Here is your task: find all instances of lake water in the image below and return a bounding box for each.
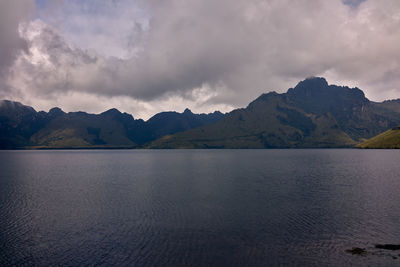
[1,149,400,266]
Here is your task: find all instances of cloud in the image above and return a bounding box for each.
[0,0,34,77]
[2,0,400,119]
[38,0,149,59]
[342,0,367,8]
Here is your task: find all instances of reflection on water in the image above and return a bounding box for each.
[1,149,400,266]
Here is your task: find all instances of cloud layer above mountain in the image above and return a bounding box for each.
[1,0,400,119]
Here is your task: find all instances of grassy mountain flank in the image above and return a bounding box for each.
[357,127,400,149]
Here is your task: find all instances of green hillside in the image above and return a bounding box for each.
[357,127,400,149]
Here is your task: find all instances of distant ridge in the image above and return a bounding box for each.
[3,77,400,149]
[0,100,225,149]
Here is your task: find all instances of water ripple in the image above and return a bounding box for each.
[1,149,400,266]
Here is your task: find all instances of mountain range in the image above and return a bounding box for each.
[149,77,400,148]
[2,77,400,149]
[0,101,224,149]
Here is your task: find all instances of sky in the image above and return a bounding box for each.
[1,0,400,119]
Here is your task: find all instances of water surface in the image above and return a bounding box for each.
[1,149,400,266]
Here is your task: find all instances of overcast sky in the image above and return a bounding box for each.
[1,0,400,119]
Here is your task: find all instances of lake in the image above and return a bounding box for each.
[1,149,400,266]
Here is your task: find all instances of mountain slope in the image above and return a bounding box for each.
[0,100,49,148]
[30,110,137,148]
[149,77,400,148]
[357,127,400,149]
[129,108,224,144]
